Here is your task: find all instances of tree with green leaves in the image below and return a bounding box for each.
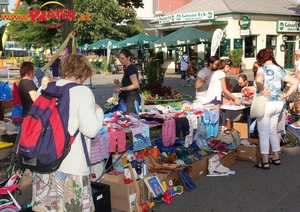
[6,2,61,51]
[8,0,145,52]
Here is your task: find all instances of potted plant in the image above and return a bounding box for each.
[228,49,243,74]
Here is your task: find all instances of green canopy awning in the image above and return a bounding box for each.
[151,27,212,48]
[88,38,119,50]
[112,34,160,49]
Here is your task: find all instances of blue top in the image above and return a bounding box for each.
[257,64,287,101]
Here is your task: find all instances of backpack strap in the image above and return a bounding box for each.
[73,129,91,167]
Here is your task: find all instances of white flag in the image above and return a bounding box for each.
[107,41,112,65]
[210,29,223,56]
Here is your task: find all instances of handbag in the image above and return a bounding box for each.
[250,66,279,119]
[250,94,268,119]
[217,129,241,146]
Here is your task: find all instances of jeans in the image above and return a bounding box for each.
[257,101,284,154]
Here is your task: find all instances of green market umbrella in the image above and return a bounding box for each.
[151,27,212,48]
[88,38,119,50]
[112,34,159,49]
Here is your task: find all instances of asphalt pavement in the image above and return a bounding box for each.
[2,69,300,212]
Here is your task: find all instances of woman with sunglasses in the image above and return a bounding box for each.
[199,59,241,109]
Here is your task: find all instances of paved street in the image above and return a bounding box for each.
[1,68,300,212]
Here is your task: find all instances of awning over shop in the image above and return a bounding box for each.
[111,34,160,49]
[88,38,119,50]
[151,27,213,48]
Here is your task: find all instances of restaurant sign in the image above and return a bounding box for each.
[159,11,214,24]
[276,20,300,32]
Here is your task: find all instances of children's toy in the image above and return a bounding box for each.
[139,200,155,212]
[162,191,172,204]
[167,180,176,196]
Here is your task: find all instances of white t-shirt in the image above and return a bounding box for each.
[195,66,212,99]
[205,70,226,102]
[180,55,189,71]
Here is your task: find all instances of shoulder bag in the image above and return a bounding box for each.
[217,129,241,146]
[250,66,278,119]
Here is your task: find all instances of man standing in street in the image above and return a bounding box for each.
[195,56,219,100]
[180,51,191,87]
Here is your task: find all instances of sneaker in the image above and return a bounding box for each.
[187,84,191,86]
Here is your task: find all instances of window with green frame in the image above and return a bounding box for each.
[266,35,277,56]
[244,36,257,58]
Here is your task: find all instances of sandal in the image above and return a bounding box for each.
[254,162,270,170]
[269,158,281,166]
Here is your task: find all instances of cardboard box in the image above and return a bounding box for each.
[188,156,209,180]
[91,182,111,212]
[104,170,124,182]
[236,138,261,162]
[149,165,192,188]
[101,179,135,212]
[233,122,248,139]
[101,178,148,212]
[219,150,236,168]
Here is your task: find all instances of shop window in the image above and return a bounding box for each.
[266,35,277,56]
[244,36,257,58]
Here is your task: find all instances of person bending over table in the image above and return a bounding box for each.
[199,59,241,112]
[254,48,297,170]
[232,74,254,93]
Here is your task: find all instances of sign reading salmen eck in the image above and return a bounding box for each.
[276,20,300,32]
[1,1,90,28]
[159,11,214,25]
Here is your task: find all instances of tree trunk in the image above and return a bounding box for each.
[61,0,74,54]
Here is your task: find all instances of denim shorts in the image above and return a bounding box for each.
[181,71,186,79]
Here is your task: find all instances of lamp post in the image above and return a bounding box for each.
[282,34,288,42]
[280,34,288,52]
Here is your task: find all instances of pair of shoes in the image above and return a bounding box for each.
[254,162,270,170]
[269,158,281,166]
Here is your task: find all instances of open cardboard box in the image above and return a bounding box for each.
[188,156,209,180]
[236,138,261,162]
[101,178,148,212]
[219,150,236,167]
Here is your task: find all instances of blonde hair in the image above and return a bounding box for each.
[41,75,53,86]
[59,54,94,80]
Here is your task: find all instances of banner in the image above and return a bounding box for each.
[210,28,223,56]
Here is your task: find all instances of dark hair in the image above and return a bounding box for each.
[217,59,232,70]
[20,62,34,78]
[238,73,247,81]
[119,49,133,61]
[207,56,219,67]
[256,48,274,66]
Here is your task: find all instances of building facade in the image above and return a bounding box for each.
[145,0,300,72]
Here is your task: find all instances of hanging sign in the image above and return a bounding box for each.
[239,15,251,30]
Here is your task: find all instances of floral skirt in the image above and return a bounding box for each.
[31,171,95,212]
